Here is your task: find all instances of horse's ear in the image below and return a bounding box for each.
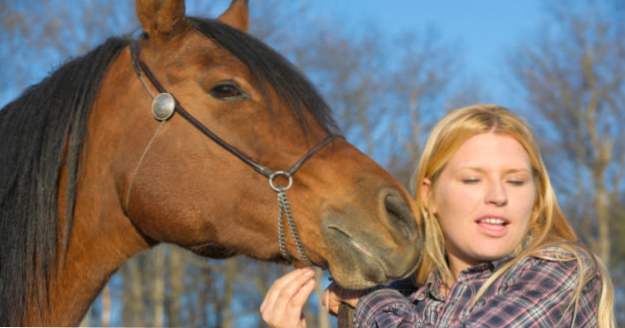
[217,0,249,32]
[136,0,186,38]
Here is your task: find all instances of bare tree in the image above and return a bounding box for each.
[0,0,134,106]
[222,258,237,328]
[151,246,166,326]
[166,246,185,326]
[315,268,331,328]
[443,78,492,112]
[509,0,625,269]
[121,255,145,326]
[291,25,457,186]
[100,285,112,327]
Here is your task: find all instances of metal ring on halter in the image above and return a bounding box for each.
[269,171,293,192]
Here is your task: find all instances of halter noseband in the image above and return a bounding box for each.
[129,40,337,266]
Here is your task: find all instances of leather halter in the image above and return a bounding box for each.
[129,40,337,265]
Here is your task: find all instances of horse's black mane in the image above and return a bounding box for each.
[0,36,129,324]
[0,18,338,325]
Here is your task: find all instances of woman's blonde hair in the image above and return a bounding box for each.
[412,104,614,327]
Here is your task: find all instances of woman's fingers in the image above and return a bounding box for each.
[260,268,316,328]
[281,278,315,327]
[261,268,313,313]
[271,269,315,317]
[290,277,316,310]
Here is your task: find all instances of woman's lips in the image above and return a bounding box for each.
[475,216,509,237]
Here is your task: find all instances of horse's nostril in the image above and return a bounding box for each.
[384,191,417,240]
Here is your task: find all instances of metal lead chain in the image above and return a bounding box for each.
[270,171,312,266]
[276,195,289,260]
[277,191,313,265]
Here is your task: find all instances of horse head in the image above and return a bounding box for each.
[119,0,422,288]
[0,0,422,324]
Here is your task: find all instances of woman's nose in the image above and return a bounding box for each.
[485,180,508,206]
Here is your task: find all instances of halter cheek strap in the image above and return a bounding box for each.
[128,40,339,266]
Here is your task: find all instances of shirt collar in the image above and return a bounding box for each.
[419,255,514,301]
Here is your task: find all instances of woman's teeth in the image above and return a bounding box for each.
[479,217,505,225]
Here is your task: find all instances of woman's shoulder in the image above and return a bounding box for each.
[461,244,604,328]
[529,243,598,272]
[504,243,601,289]
[532,243,594,260]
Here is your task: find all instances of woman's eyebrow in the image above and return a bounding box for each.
[503,168,532,175]
[459,166,531,174]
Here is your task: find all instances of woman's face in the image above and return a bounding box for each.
[426,132,536,275]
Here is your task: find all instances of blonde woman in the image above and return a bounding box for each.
[261,104,615,327]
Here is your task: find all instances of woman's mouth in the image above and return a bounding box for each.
[475,216,510,237]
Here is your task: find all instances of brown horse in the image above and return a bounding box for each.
[0,0,422,325]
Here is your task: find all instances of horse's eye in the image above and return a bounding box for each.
[209,83,247,100]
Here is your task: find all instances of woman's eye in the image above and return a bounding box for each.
[462,178,480,184]
[507,180,526,186]
[209,83,247,100]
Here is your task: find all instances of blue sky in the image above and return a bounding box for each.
[308,0,546,104]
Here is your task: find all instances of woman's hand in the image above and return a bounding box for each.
[322,282,368,316]
[260,268,316,328]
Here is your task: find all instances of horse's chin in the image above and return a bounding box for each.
[326,253,395,290]
[322,224,421,290]
[329,269,386,290]
[327,255,418,290]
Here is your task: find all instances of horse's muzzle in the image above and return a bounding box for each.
[320,187,422,289]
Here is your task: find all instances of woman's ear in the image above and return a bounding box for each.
[421,178,437,214]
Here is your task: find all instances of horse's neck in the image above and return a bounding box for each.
[25,50,151,325]
[24,162,149,325]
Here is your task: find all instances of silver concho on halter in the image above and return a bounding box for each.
[152,93,176,121]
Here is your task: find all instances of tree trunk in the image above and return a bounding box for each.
[254,264,271,328]
[167,247,184,326]
[79,307,92,326]
[315,268,330,328]
[122,258,145,326]
[199,266,213,327]
[594,177,611,268]
[222,258,238,328]
[101,285,111,327]
[152,246,166,326]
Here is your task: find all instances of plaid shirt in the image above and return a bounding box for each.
[354,247,601,327]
